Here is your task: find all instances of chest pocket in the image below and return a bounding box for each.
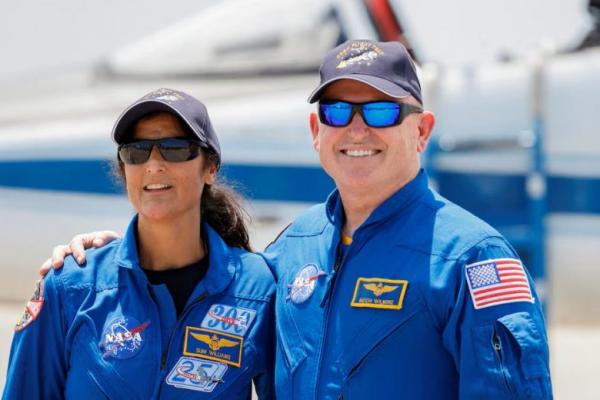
[274,261,319,375]
[67,318,158,400]
[274,295,308,400]
[338,282,428,383]
[161,297,269,398]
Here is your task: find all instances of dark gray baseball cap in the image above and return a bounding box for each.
[308,40,422,104]
[112,88,221,164]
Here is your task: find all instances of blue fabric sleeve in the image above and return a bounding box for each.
[442,239,553,399]
[252,296,276,400]
[2,273,67,399]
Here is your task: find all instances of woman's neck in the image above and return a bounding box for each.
[136,213,205,271]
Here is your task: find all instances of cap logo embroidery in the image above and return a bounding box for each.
[142,88,185,102]
[336,41,384,69]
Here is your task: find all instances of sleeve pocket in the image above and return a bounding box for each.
[495,311,552,399]
[471,312,552,399]
[496,312,549,379]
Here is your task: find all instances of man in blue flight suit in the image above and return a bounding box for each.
[39,40,553,399]
[264,39,552,399]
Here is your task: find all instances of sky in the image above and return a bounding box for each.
[395,0,592,65]
[0,0,208,82]
[0,0,593,83]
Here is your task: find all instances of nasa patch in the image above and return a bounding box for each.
[99,317,150,359]
[15,279,44,332]
[286,264,326,304]
[200,304,256,336]
[166,356,227,393]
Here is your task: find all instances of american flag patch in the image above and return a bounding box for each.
[465,258,534,309]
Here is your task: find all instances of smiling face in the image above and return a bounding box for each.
[310,79,434,200]
[123,112,216,222]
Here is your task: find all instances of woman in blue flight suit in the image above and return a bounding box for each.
[3,88,275,399]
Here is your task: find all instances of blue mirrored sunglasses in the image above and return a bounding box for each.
[318,100,423,128]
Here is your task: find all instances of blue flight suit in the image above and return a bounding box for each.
[3,217,275,399]
[265,170,552,399]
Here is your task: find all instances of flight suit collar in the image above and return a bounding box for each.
[326,169,430,231]
[114,215,141,270]
[114,215,235,296]
[198,222,236,295]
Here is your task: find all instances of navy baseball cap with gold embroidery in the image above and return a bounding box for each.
[307,40,422,104]
[112,88,221,164]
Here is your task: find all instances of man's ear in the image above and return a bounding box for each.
[417,111,435,153]
[309,112,320,152]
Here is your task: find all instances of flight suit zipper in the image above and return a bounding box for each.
[160,291,209,370]
[320,245,344,308]
[315,239,346,398]
[492,330,514,396]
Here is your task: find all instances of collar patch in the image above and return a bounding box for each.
[351,277,408,310]
[286,264,326,304]
[166,356,227,393]
[99,317,149,359]
[184,327,243,367]
[200,304,256,337]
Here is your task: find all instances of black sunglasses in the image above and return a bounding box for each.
[318,100,423,128]
[118,137,201,165]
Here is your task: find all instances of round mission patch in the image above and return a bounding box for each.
[15,279,44,332]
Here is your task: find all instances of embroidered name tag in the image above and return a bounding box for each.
[350,278,408,310]
[183,327,243,367]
